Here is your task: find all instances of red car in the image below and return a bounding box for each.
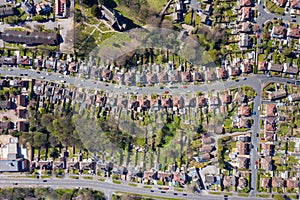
[164,91,169,94]
[182,85,187,88]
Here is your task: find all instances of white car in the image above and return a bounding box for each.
[258,106,260,111]
[40,76,45,79]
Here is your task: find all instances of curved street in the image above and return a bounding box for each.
[0,66,297,199]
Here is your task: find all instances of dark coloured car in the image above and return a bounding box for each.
[161,191,166,193]
[150,190,154,192]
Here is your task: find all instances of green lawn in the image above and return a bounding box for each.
[256,194,270,198]
[238,193,249,197]
[113,180,121,184]
[83,176,93,180]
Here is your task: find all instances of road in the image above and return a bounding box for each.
[0,177,273,200]
[0,68,297,197]
[256,0,300,26]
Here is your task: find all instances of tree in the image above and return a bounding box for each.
[91,5,102,18]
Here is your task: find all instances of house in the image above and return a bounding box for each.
[228,66,242,76]
[0,121,14,129]
[158,72,169,83]
[205,70,216,82]
[193,71,204,82]
[288,93,300,102]
[203,4,212,15]
[240,7,252,22]
[260,178,270,188]
[290,0,300,9]
[181,71,192,82]
[271,26,287,38]
[158,172,172,182]
[239,33,249,49]
[208,96,219,109]
[204,174,215,184]
[54,0,67,18]
[287,28,300,38]
[197,96,207,108]
[17,95,27,107]
[17,121,28,132]
[266,104,276,117]
[0,56,17,65]
[238,177,248,189]
[36,3,52,15]
[240,0,252,7]
[237,157,250,169]
[241,61,253,73]
[264,131,276,141]
[238,106,251,116]
[198,153,211,162]
[268,63,283,72]
[273,0,288,6]
[147,73,158,84]
[260,156,273,171]
[143,171,157,183]
[283,63,298,74]
[265,118,276,132]
[222,176,236,187]
[200,145,214,153]
[258,62,267,71]
[238,22,252,33]
[268,90,287,101]
[272,177,285,188]
[221,94,231,105]
[1,30,59,46]
[261,143,274,156]
[237,141,250,155]
[0,100,10,110]
[217,68,228,79]
[286,178,299,189]
[0,7,15,17]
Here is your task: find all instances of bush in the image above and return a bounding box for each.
[112,174,119,180]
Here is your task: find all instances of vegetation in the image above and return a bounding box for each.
[0,188,105,200]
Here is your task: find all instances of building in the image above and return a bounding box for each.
[0,135,29,172]
[271,26,287,38]
[260,178,270,188]
[273,0,288,6]
[0,7,15,17]
[99,5,128,31]
[268,63,283,72]
[55,0,67,18]
[265,104,276,117]
[258,62,267,71]
[1,30,59,46]
[268,90,287,101]
[288,93,300,102]
[239,33,249,49]
[287,28,300,38]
